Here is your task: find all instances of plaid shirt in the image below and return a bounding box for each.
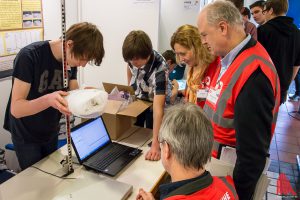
[128,50,171,103]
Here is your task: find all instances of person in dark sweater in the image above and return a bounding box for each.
[258,0,300,104]
[198,1,280,199]
[3,22,105,170]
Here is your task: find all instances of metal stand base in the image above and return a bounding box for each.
[54,156,78,178]
[53,166,74,178]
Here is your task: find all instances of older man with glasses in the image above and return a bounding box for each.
[136,103,238,200]
[198,1,280,199]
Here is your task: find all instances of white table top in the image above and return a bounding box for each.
[0,127,165,200]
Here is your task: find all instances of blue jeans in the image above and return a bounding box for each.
[294,69,300,95]
[135,108,153,129]
[13,136,58,170]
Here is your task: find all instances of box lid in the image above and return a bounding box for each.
[102,82,135,95]
[103,100,124,114]
[103,100,152,117]
[117,100,152,117]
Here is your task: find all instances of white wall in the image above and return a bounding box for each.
[244,0,257,7]
[43,0,79,40]
[158,0,200,53]
[80,0,160,87]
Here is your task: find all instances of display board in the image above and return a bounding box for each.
[0,0,43,79]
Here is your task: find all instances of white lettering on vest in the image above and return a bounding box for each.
[220,192,230,200]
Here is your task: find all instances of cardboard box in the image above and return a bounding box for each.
[102,98,152,140]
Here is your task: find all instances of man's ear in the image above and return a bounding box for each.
[164,142,171,160]
[269,7,274,15]
[218,20,228,36]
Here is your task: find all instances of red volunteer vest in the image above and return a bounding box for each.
[165,176,238,200]
[198,57,221,108]
[203,42,280,157]
[185,57,221,108]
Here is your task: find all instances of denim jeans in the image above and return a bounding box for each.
[294,69,300,95]
[13,136,58,170]
[135,108,153,129]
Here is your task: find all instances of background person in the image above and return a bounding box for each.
[241,6,257,40]
[258,0,300,104]
[250,0,266,26]
[162,50,186,81]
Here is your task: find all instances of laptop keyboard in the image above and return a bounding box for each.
[88,143,130,170]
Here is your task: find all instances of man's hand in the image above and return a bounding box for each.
[46,91,71,115]
[136,188,155,200]
[145,141,161,161]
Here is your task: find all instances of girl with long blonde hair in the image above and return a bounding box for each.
[171,24,220,107]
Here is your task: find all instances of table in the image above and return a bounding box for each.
[0,127,166,200]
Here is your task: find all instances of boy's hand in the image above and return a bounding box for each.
[145,141,161,161]
[46,91,71,115]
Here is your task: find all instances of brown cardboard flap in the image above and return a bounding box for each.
[103,100,123,114]
[117,100,152,117]
[102,82,135,95]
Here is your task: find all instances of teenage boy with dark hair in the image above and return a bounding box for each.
[4,22,105,170]
[258,0,300,103]
[122,30,171,161]
[250,0,266,25]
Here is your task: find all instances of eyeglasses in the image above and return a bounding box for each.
[159,139,166,144]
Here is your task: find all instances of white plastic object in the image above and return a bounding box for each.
[65,89,108,118]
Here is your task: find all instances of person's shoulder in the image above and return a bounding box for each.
[245,21,256,28]
[257,23,272,38]
[153,50,165,62]
[19,41,49,55]
[153,50,168,69]
[259,22,272,31]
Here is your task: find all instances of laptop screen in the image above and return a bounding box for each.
[71,117,110,161]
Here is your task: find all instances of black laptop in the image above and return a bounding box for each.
[71,117,142,176]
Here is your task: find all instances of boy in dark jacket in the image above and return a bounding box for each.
[258,0,300,103]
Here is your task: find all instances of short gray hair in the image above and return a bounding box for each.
[159,103,213,170]
[203,0,243,27]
